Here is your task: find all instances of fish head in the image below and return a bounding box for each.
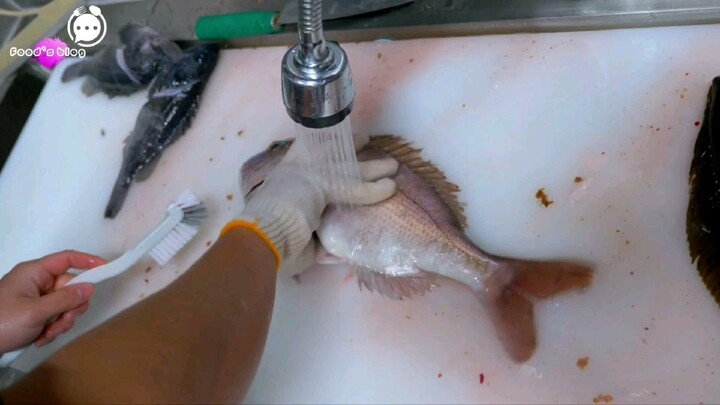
[149,43,220,95]
[119,23,160,46]
[120,23,182,80]
[119,23,172,60]
[181,44,221,80]
[240,138,294,199]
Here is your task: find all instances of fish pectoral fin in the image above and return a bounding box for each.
[353,266,436,301]
[134,157,160,182]
[315,244,344,265]
[121,135,131,157]
[81,78,101,97]
[61,59,91,82]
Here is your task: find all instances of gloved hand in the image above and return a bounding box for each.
[0,251,105,353]
[224,133,398,269]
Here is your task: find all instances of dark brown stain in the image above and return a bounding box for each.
[577,357,589,370]
[535,188,554,207]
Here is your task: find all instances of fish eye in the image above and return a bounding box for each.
[248,180,264,195]
[269,140,291,151]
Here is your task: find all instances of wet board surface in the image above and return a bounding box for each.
[1,24,719,404]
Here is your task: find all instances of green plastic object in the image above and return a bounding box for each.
[195,11,280,40]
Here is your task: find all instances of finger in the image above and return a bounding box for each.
[34,300,88,347]
[35,318,75,347]
[61,300,90,320]
[359,158,399,181]
[19,251,106,293]
[353,133,369,151]
[34,333,56,347]
[30,283,94,325]
[35,250,107,276]
[341,178,397,205]
[53,273,75,290]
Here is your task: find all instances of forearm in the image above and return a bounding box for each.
[3,228,277,404]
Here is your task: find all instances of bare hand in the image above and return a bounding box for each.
[0,251,106,353]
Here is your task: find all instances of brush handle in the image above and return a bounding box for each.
[68,208,182,285]
[0,207,184,368]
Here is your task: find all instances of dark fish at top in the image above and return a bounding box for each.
[104,44,220,219]
[61,23,182,97]
[687,76,720,306]
[242,135,594,362]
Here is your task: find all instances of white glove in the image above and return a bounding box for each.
[231,137,398,268]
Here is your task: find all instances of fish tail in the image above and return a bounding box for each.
[478,258,593,362]
[105,172,132,219]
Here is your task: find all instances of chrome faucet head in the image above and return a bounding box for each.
[281,0,354,129]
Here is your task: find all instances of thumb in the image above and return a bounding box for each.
[32,284,94,324]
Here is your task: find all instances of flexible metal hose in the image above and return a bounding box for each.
[297,0,328,64]
[282,0,354,127]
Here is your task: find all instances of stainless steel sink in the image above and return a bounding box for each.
[94,0,720,47]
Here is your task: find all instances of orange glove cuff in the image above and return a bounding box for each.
[219,220,281,271]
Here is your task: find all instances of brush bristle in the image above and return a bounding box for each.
[149,190,207,266]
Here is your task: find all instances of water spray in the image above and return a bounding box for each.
[281,0,360,201]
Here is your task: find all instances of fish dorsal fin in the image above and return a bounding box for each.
[366,135,468,229]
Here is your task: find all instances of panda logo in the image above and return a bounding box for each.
[67,5,107,48]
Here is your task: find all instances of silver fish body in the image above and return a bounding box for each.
[241,135,593,362]
[319,159,491,288]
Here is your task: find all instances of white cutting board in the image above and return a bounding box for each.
[1,24,720,404]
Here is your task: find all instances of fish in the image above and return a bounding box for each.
[687,77,720,306]
[61,23,183,97]
[241,135,593,362]
[104,43,220,219]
